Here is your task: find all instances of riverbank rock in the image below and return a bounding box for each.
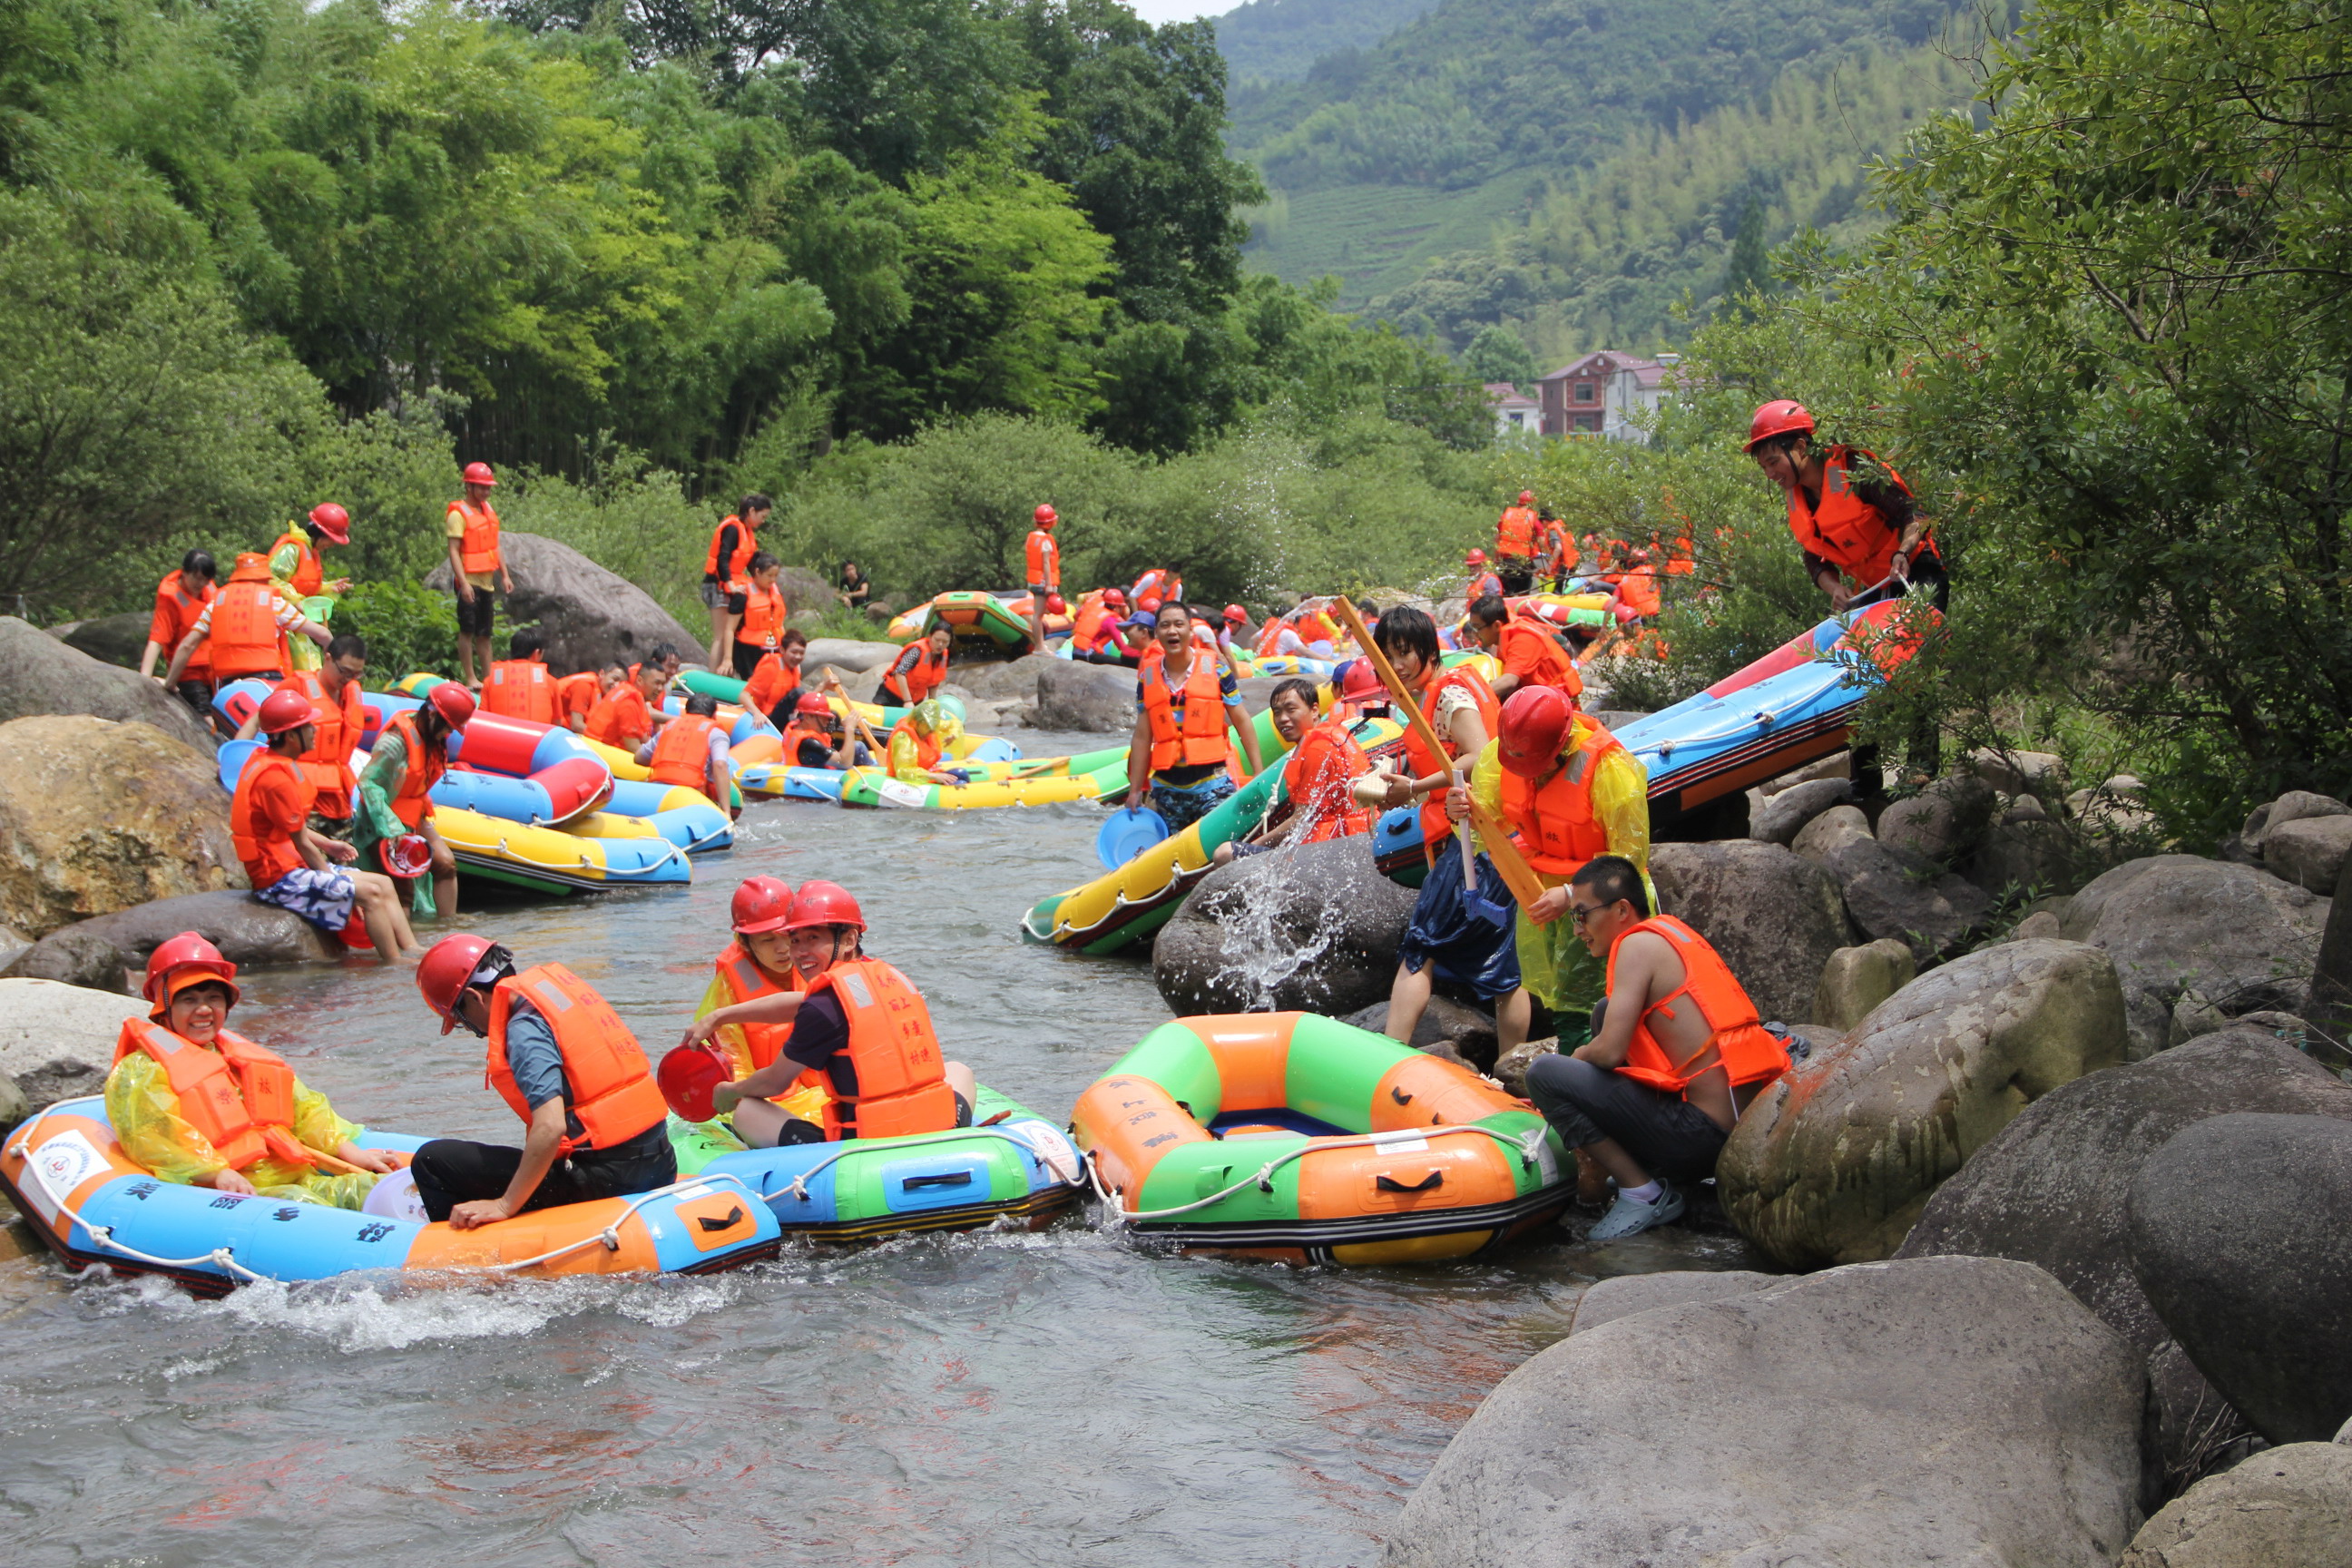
[1878,772,1999,860]
[1749,778,1853,846]
[947,653,1059,702]
[1719,939,2127,1268]
[1812,937,1916,1031]
[424,533,698,675]
[1,890,340,990]
[2119,1442,2352,1568]
[1382,1255,2149,1568]
[1898,1031,2352,1481]
[2249,789,2351,852]
[0,977,144,1109]
[1648,841,1854,1024]
[2063,856,2329,1058]
[1791,802,1874,863]
[50,612,152,671]
[1970,748,2069,797]
[1492,1038,1552,1097]
[2129,1112,2352,1445]
[0,718,243,941]
[1823,836,1994,958]
[1565,1269,1775,1335]
[1342,995,1497,1072]
[0,618,214,752]
[1031,659,1136,732]
[800,638,900,675]
[2267,815,2352,894]
[1153,838,1416,1016]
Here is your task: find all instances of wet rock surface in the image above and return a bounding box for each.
[0,976,145,1110]
[1,889,340,989]
[2119,1442,2352,1568]
[0,617,214,752]
[1152,838,1416,1016]
[426,533,699,674]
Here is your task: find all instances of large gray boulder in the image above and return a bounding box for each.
[1648,840,1855,1024]
[801,638,901,675]
[1565,1269,1776,1335]
[2250,789,2351,853]
[2267,815,2352,894]
[424,532,698,674]
[2063,856,2329,1059]
[946,653,1060,702]
[1812,937,1916,1031]
[0,976,145,1109]
[1749,777,1855,847]
[1824,836,1994,958]
[2130,1112,2352,1446]
[1153,838,1415,1016]
[1032,658,1138,732]
[0,617,213,752]
[1720,939,2128,1268]
[1898,1030,2352,1482]
[1877,771,1999,860]
[49,611,152,671]
[1382,1255,2150,1568]
[2,889,339,991]
[1789,802,1872,861]
[2119,1442,2352,1568]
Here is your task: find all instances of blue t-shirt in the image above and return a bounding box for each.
[502,998,587,1142]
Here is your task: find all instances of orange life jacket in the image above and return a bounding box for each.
[272,670,363,818]
[385,710,446,828]
[208,564,287,681]
[803,957,956,1141]
[230,749,312,887]
[1131,568,1181,605]
[710,941,809,1079]
[482,659,557,724]
[742,652,797,717]
[882,642,948,706]
[1403,665,1501,843]
[1498,718,1626,876]
[485,965,668,1155]
[1606,915,1790,1095]
[556,671,603,729]
[1466,571,1505,604]
[703,514,757,584]
[784,721,837,766]
[270,529,323,598]
[887,714,942,772]
[113,1019,315,1174]
[152,572,217,680]
[1495,505,1538,559]
[1546,522,1577,573]
[1618,565,1662,617]
[650,713,724,798]
[735,582,787,651]
[1787,446,1931,585]
[1284,718,1372,842]
[1024,528,1059,587]
[1497,614,1583,700]
[1142,656,1230,772]
[1070,594,1112,648]
[586,683,654,748]
[450,499,503,575]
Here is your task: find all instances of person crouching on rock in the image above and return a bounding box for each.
[233,689,418,959]
[409,935,678,1228]
[108,933,401,1208]
[681,881,979,1145]
[1524,854,1792,1241]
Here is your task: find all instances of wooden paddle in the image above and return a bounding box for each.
[1330,599,1546,908]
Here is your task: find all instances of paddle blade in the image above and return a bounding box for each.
[656,1044,730,1123]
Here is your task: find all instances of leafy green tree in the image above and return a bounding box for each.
[1462,322,1536,387]
[1716,198,1769,319]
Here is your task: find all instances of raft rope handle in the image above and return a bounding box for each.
[769,1123,1083,1205]
[1087,1124,1551,1223]
[478,1171,765,1275]
[13,1110,267,1284]
[479,835,688,877]
[1637,665,1850,761]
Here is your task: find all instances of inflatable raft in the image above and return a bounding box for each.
[668,1086,1085,1242]
[887,591,1052,652]
[1073,1014,1570,1265]
[0,1098,781,1297]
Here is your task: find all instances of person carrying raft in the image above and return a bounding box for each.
[162,551,334,705]
[682,881,979,1144]
[410,934,678,1228]
[233,690,418,958]
[881,624,953,710]
[1523,854,1792,1240]
[680,877,831,1148]
[1127,602,1265,833]
[353,682,475,919]
[638,691,735,812]
[107,934,402,1208]
[1212,678,1371,866]
[1464,593,1584,704]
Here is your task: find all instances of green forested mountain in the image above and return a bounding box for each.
[1213,0,1445,85]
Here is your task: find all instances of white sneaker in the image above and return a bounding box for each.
[1587,1179,1686,1241]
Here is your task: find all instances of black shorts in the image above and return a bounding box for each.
[456,587,496,638]
[407,1122,678,1221]
[1498,565,1534,595]
[732,642,765,680]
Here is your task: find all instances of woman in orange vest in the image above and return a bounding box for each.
[1524,854,1792,1240]
[1746,399,1944,612]
[446,462,513,691]
[106,933,402,1208]
[234,690,417,958]
[1494,490,1540,593]
[235,633,369,836]
[269,503,354,601]
[639,692,735,810]
[740,627,808,727]
[482,627,560,723]
[162,552,332,700]
[684,877,830,1146]
[730,553,789,680]
[355,682,475,919]
[880,625,952,709]
[1355,606,1528,1053]
[1024,504,1061,653]
[140,549,218,710]
[684,881,978,1142]
[1462,548,1504,604]
[1125,603,1265,833]
[1212,679,1372,867]
[411,934,677,1227]
[1465,595,1583,703]
[701,493,771,671]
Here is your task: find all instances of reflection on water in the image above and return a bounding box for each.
[0,734,1766,1566]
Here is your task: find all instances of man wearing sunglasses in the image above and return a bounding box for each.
[1523,854,1793,1241]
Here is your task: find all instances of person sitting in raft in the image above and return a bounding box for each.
[1067,587,1125,658]
[682,881,978,1144]
[880,624,952,709]
[586,660,665,750]
[233,632,370,845]
[141,548,218,712]
[162,551,334,709]
[410,934,678,1227]
[1355,606,1531,1057]
[741,627,809,729]
[1083,596,1156,667]
[557,663,619,735]
[1213,679,1371,866]
[353,682,475,919]
[730,552,789,681]
[1126,602,1265,834]
[638,691,736,812]
[481,626,560,723]
[888,699,970,787]
[687,877,831,1146]
[1523,854,1791,1240]
[110,933,402,1208]
[235,689,417,958]
[1464,593,1585,704]
[784,691,868,769]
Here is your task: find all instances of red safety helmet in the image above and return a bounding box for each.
[1498,685,1575,779]
[1102,588,1128,610]
[1034,504,1057,527]
[257,688,315,737]
[1518,490,1534,505]
[784,879,865,933]
[1465,548,1487,566]
[794,691,832,717]
[417,933,496,1034]
[731,875,796,935]
[461,461,497,487]
[1744,398,1815,453]
[142,931,240,1019]
[428,682,477,727]
[1044,593,1066,614]
[1338,659,1386,704]
[378,834,433,878]
[307,503,351,544]
[1138,595,1162,615]
[1223,603,1246,624]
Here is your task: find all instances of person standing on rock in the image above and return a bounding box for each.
[141,549,218,712]
[1359,606,1531,1056]
[701,494,769,671]
[446,462,512,691]
[1024,505,1061,654]
[1127,603,1265,834]
[1524,853,1790,1240]
[1495,490,1541,594]
[162,551,334,709]
[233,689,417,959]
[1745,400,1944,615]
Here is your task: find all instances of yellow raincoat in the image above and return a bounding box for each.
[104,1052,380,1210]
[887,702,963,785]
[1471,713,1656,1022]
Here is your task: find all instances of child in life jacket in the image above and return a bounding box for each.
[687,877,831,1146]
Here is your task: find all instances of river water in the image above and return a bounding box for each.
[0,731,1759,1566]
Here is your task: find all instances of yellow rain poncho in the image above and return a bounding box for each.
[887,701,964,785]
[692,967,829,1132]
[104,1052,380,1210]
[1471,713,1655,1024]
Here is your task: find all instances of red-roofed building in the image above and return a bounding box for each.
[1539,351,1678,443]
